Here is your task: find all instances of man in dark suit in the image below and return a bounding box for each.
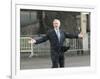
[29,19,83,68]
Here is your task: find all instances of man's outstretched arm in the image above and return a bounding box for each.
[65,32,83,38]
[28,35,49,44]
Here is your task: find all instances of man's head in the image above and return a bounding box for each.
[53,19,61,29]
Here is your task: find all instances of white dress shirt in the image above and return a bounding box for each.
[54,28,60,42]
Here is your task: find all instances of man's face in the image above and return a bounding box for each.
[53,19,61,29]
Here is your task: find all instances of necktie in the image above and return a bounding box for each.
[56,29,60,42]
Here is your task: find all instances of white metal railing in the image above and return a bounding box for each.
[20,37,34,57]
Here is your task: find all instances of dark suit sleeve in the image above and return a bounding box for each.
[64,32,79,38]
[35,35,48,44]
[35,33,49,44]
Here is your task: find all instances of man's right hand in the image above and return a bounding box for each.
[28,39,36,44]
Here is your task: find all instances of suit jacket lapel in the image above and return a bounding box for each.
[52,29,59,42]
[60,30,62,42]
[59,30,64,43]
[53,29,63,43]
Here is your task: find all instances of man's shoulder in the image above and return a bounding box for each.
[47,29,54,33]
[47,28,65,33]
[60,29,65,33]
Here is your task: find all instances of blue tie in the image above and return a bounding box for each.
[56,29,60,42]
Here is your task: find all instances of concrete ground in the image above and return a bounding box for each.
[20,52,90,70]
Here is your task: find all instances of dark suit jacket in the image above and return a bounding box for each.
[35,29,78,55]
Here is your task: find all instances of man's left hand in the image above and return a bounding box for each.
[78,32,83,38]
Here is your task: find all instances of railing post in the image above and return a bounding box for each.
[81,12,89,51]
